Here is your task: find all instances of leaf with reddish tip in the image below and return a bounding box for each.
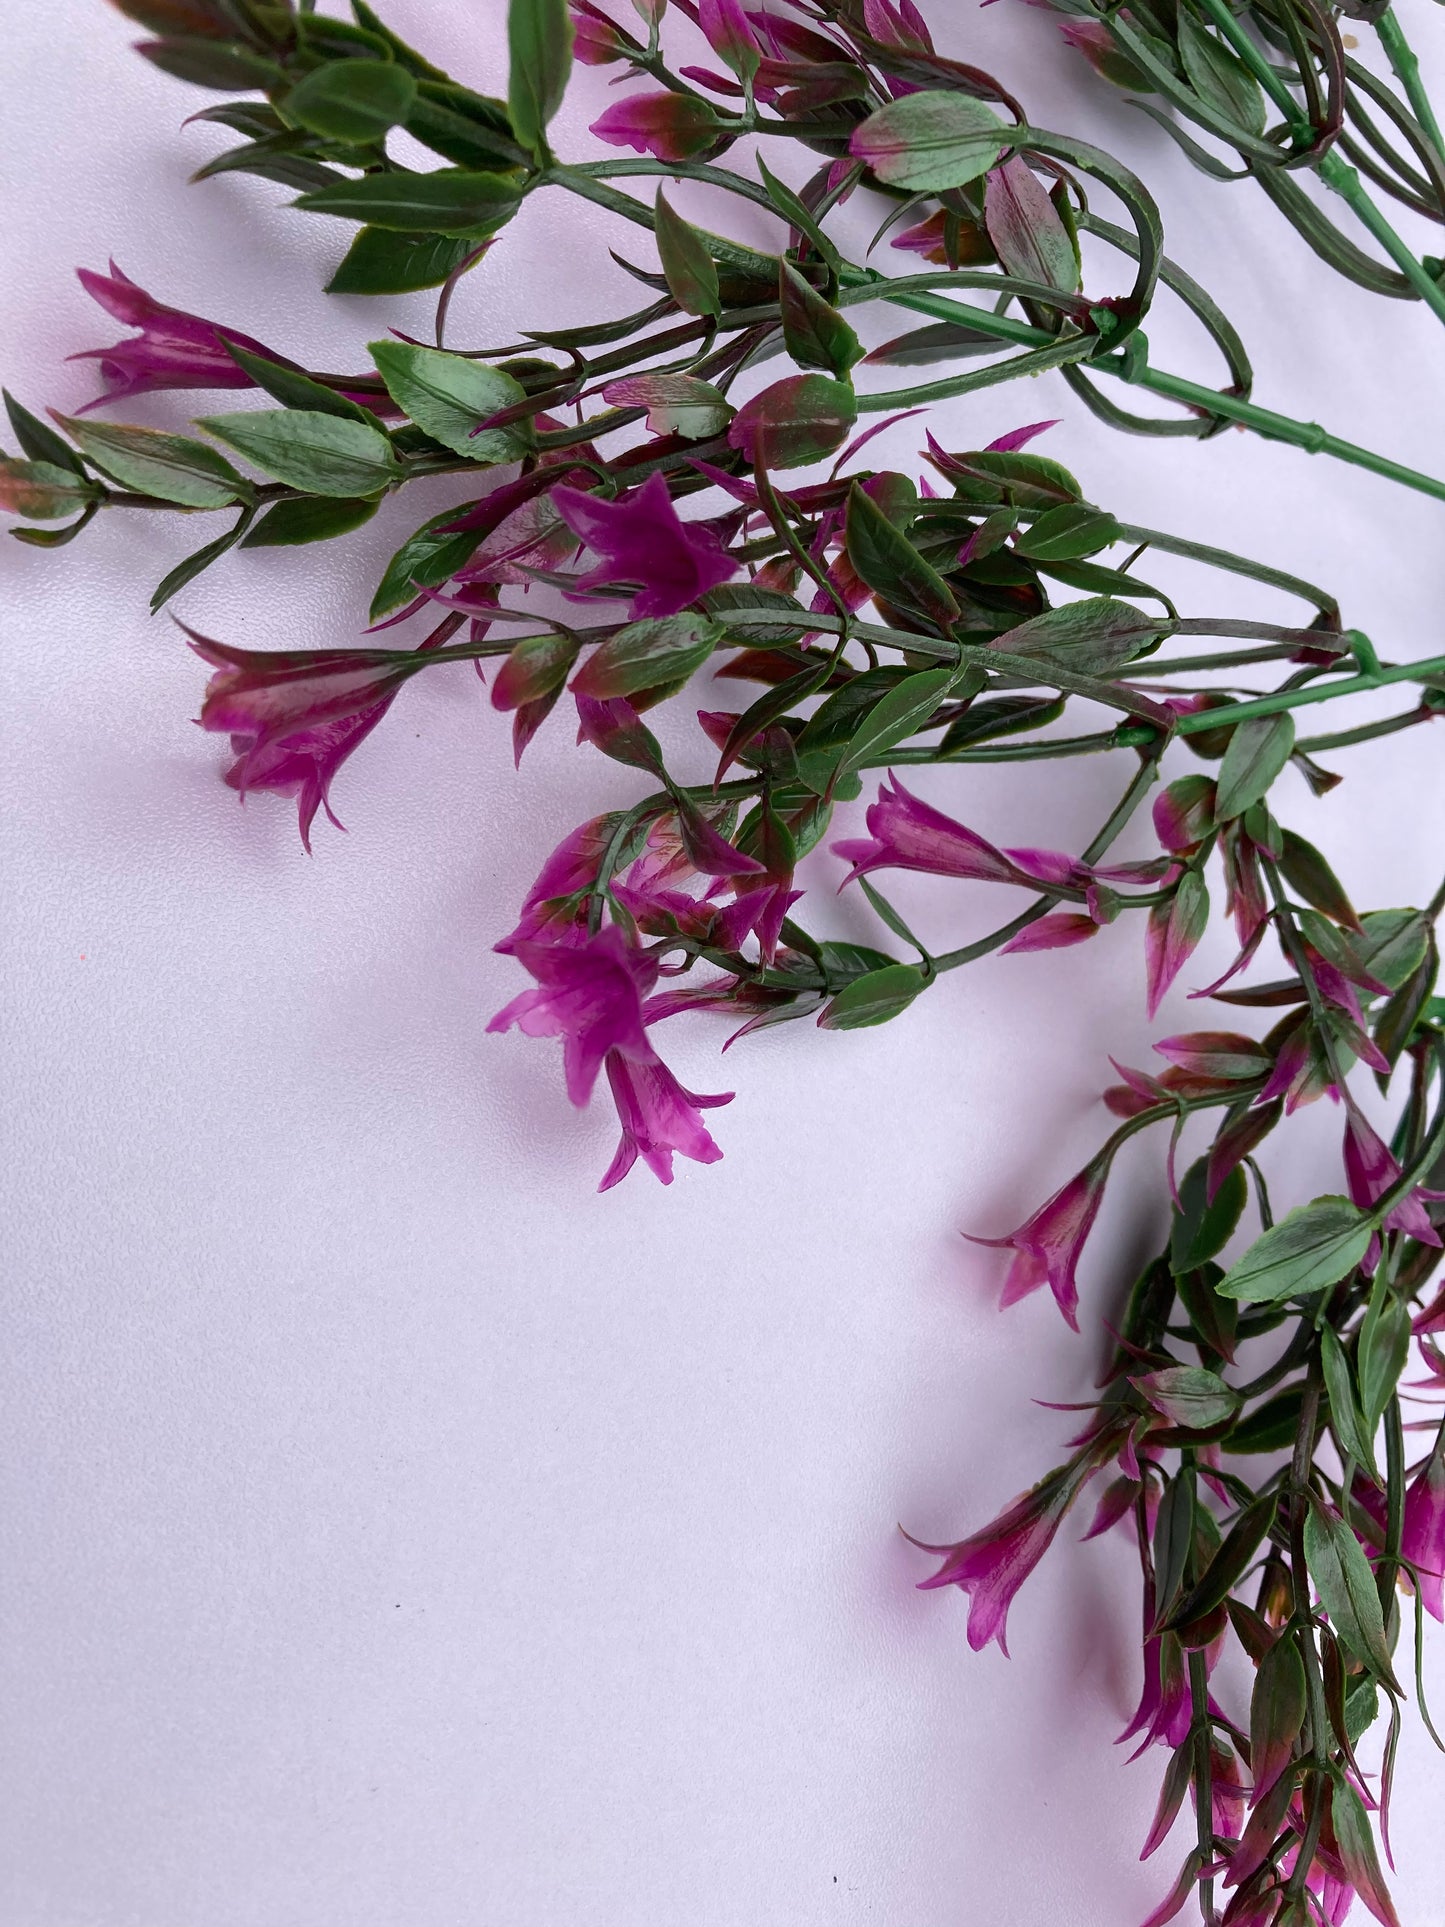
[727,375,857,469]
[849,90,1008,192]
[983,153,1079,293]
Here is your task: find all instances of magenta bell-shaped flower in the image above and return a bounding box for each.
[550,471,737,619]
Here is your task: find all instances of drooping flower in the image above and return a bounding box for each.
[494,815,619,954]
[907,1459,1091,1654]
[550,470,737,619]
[488,924,659,1106]
[834,775,1034,889]
[69,261,275,412]
[698,0,759,76]
[569,0,641,63]
[186,623,432,852]
[1343,1104,1442,1251]
[965,1151,1113,1329]
[489,923,733,1186]
[599,1051,732,1189]
[72,261,395,418]
[590,91,726,161]
[1402,1436,1445,1621]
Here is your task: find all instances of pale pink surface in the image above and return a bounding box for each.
[3,4,1445,1924]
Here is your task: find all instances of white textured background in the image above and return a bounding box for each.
[3,3,1444,1922]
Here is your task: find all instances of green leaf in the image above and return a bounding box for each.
[943,448,1082,510]
[1320,1324,1378,1478]
[601,374,732,440]
[1223,1385,1304,1455]
[1163,1488,1278,1630]
[1248,1631,1307,1792]
[4,390,87,475]
[571,616,722,700]
[138,36,284,90]
[866,320,1004,366]
[1152,1473,1195,1622]
[508,0,573,157]
[841,666,959,774]
[1356,908,1430,992]
[1215,712,1296,819]
[1171,1158,1247,1272]
[296,169,525,235]
[727,374,857,470]
[369,505,480,620]
[1178,14,1266,136]
[284,59,418,143]
[1327,1775,1400,1927]
[240,493,381,547]
[1358,1291,1411,1433]
[222,343,380,425]
[779,261,862,379]
[1277,827,1358,929]
[53,414,252,509]
[150,504,255,611]
[817,962,928,1030]
[327,226,483,295]
[368,341,529,461]
[996,595,1165,674]
[851,90,1008,193]
[756,152,842,274]
[654,189,720,318]
[0,456,99,521]
[1014,504,1120,563]
[845,484,958,627]
[983,153,1080,294]
[492,632,579,709]
[1373,932,1437,1070]
[1303,1498,1399,1687]
[1217,1197,1374,1303]
[1133,1365,1240,1430]
[938,693,1063,752]
[199,408,400,497]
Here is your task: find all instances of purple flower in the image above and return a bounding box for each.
[833,775,1033,888]
[488,925,658,1107]
[569,0,641,63]
[1402,1438,1445,1621]
[71,261,276,412]
[494,815,618,954]
[590,92,726,162]
[1343,1104,1442,1250]
[907,1461,1088,1654]
[550,471,737,619]
[187,624,431,852]
[966,1153,1111,1329]
[599,1052,732,1189]
[489,924,733,1186]
[699,0,760,74]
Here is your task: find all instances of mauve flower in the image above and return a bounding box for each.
[907,1461,1087,1654]
[569,0,641,63]
[599,1051,732,1189]
[1402,1439,1445,1620]
[488,924,658,1107]
[966,1152,1112,1329]
[1343,1105,1442,1250]
[590,91,726,161]
[490,923,733,1186]
[834,775,1032,888]
[186,624,432,852]
[550,471,737,619]
[699,0,759,74]
[72,261,393,418]
[495,815,618,954]
[69,261,274,412]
